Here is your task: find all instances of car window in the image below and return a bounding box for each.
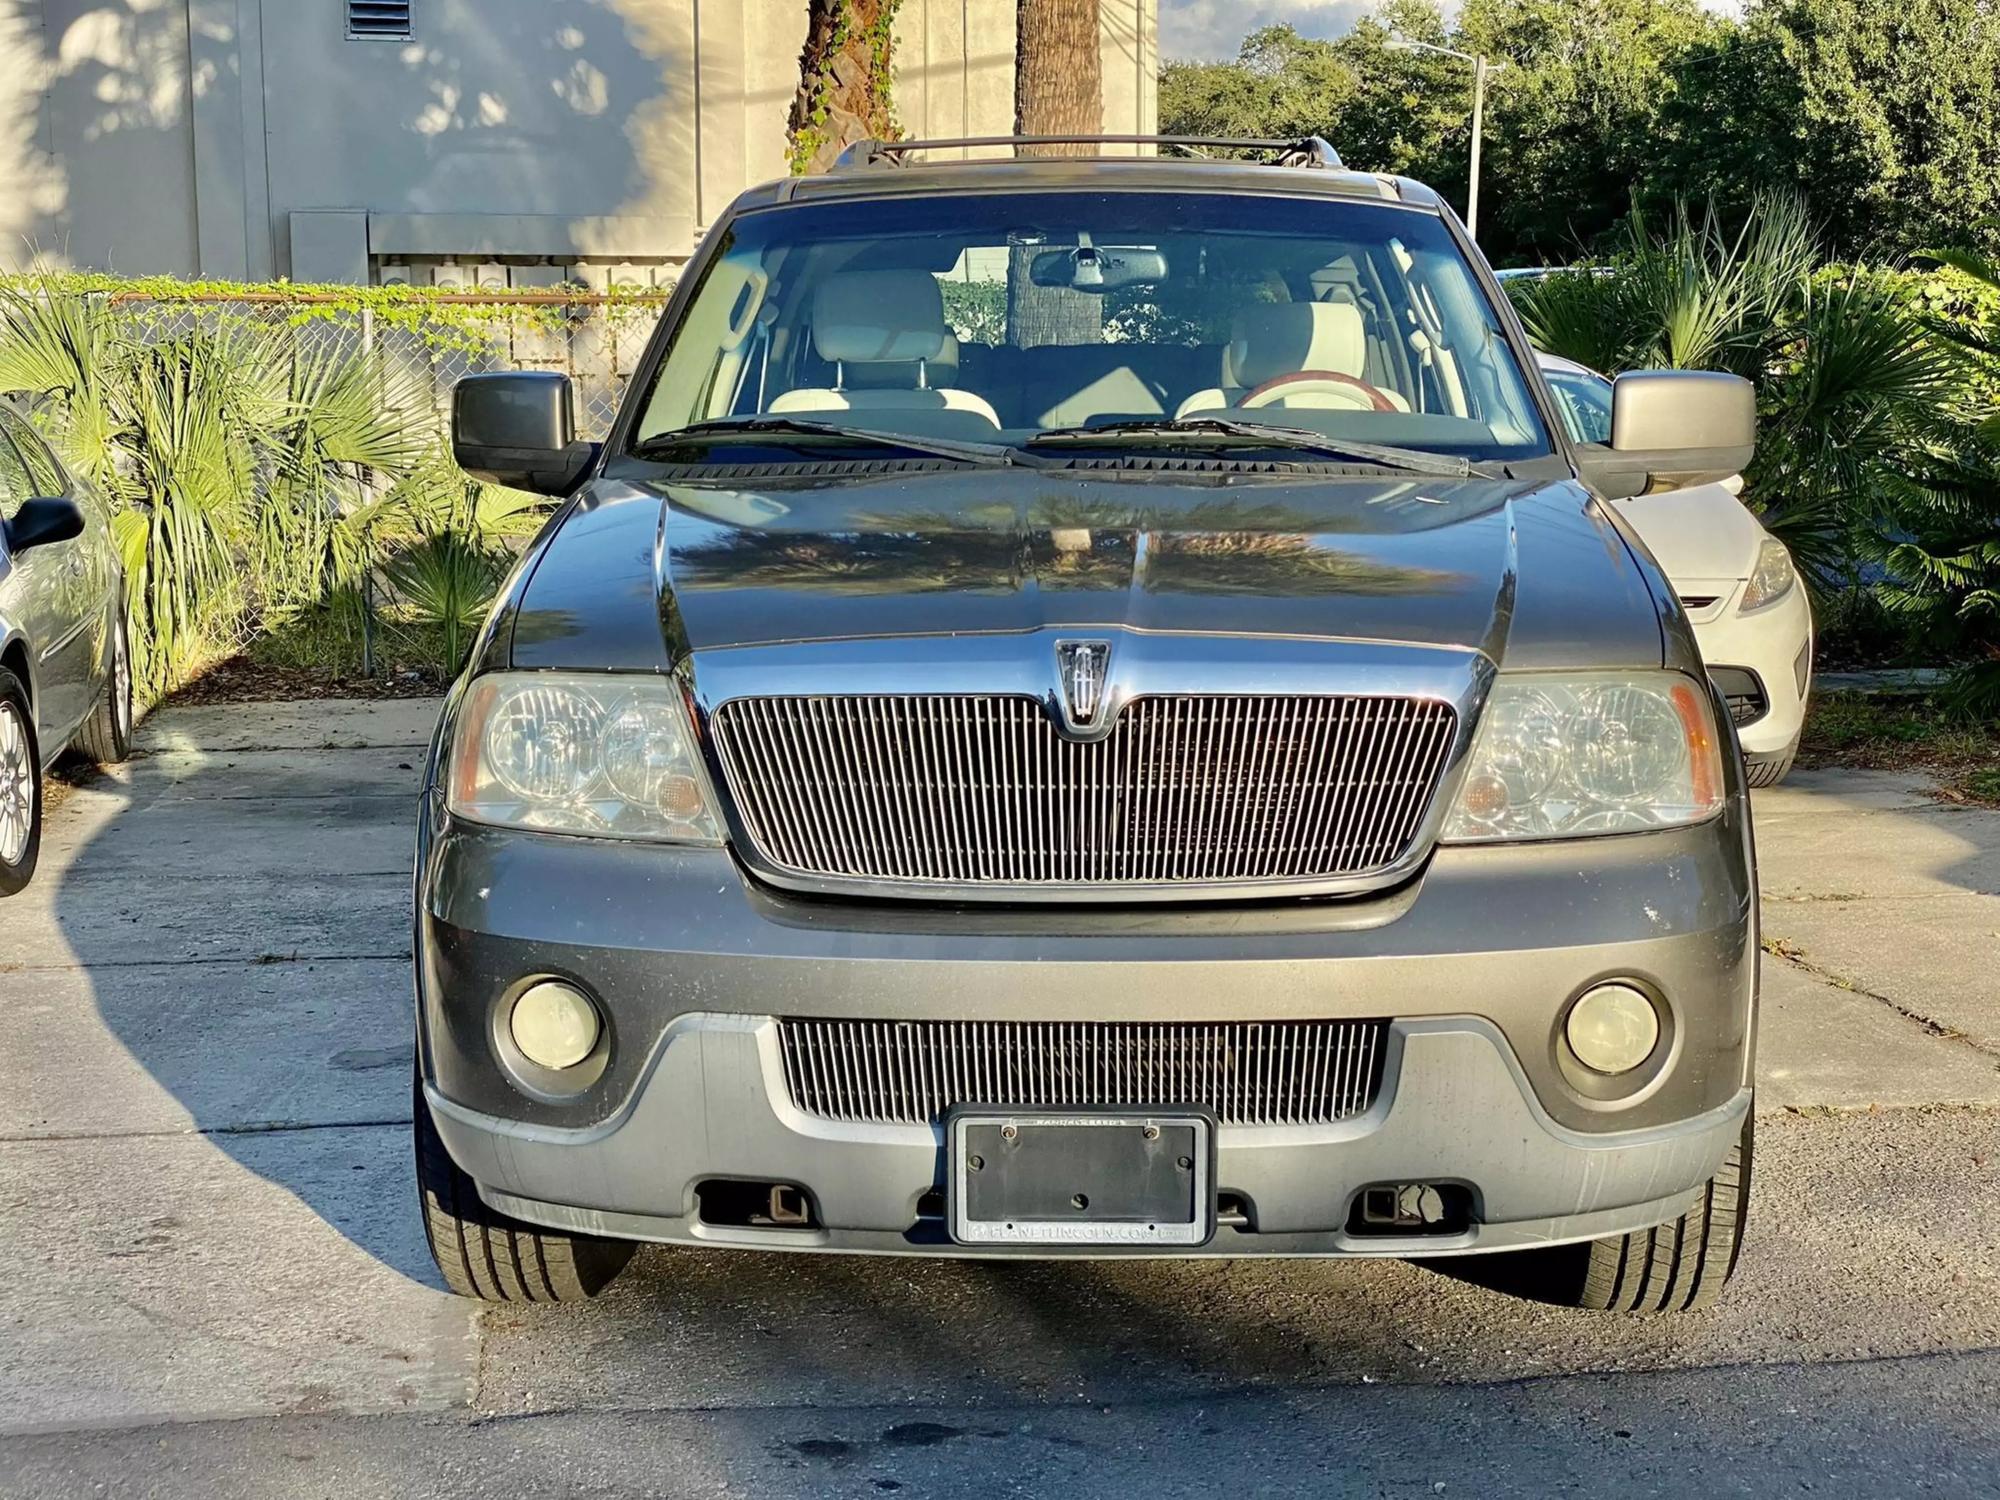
[632,191,1553,463]
[0,428,35,524]
[1542,368,1614,446]
[0,414,71,501]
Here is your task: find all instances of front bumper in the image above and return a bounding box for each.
[1686,581,1814,759]
[416,783,1759,1258]
[429,1015,1749,1258]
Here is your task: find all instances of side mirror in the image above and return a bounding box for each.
[1574,371,1756,500]
[4,496,85,556]
[452,372,598,497]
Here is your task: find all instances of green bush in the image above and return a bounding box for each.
[0,278,572,699]
[1508,199,2000,707]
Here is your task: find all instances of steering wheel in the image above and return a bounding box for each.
[1238,370,1398,414]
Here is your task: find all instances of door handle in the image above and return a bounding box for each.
[68,550,86,576]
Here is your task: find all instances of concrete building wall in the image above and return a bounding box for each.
[0,0,1159,285]
[0,0,203,276]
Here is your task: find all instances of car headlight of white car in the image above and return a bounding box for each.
[1739,538,1798,612]
[448,672,725,844]
[1441,672,1725,843]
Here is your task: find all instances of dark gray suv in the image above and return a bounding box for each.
[414,136,1760,1313]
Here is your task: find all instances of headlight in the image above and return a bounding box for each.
[449,672,724,843]
[1441,672,1724,843]
[1739,538,1797,612]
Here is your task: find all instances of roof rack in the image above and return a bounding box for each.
[832,135,1346,171]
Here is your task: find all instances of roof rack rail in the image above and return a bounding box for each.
[832,134,1345,171]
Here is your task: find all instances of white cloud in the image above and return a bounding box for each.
[1158,0,1374,61]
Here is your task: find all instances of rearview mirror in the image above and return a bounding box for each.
[1574,371,1756,500]
[452,372,598,497]
[1029,246,1169,293]
[4,496,84,556]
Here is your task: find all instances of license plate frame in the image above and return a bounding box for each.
[947,1108,1215,1248]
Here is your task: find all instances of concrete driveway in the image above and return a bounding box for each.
[1,698,1995,1498]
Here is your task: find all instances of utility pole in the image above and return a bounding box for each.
[1387,38,1508,242]
[1467,53,1489,242]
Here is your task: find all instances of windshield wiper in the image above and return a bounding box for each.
[636,417,1039,469]
[1026,417,1492,479]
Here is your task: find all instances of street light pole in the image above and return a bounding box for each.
[1386,38,1507,242]
[1467,52,1488,242]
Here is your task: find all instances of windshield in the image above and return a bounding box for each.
[630,191,1553,464]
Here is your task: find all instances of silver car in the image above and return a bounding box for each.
[0,406,132,894]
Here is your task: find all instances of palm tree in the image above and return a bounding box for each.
[788,0,901,174]
[1886,245,2000,712]
[0,289,435,691]
[1007,0,1105,348]
[1509,196,1957,590]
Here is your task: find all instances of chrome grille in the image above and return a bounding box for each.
[711,694,1457,889]
[778,1019,1389,1127]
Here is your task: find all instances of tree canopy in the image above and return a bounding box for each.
[1158,0,2000,266]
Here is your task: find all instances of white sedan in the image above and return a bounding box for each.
[1539,353,1813,785]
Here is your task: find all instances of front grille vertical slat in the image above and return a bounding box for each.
[713,695,1456,890]
[770,1018,1395,1128]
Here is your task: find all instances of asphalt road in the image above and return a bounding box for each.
[1,698,1995,1498]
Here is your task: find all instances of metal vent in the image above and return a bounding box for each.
[1707,667,1769,728]
[712,693,1457,894]
[778,1019,1390,1127]
[347,0,411,38]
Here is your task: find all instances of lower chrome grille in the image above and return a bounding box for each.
[777,1018,1390,1127]
[712,694,1458,891]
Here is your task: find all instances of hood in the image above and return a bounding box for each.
[508,468,1668,673]
[1616,479,1768,590]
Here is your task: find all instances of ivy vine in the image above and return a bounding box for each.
[0,270,674,360]
[789,0,903,175]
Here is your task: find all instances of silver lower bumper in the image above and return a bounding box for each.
[427,1013,1750,1259]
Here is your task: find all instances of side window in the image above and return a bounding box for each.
[1547,372,1614,445]
[3,416,70,501]
[0,430,34,523]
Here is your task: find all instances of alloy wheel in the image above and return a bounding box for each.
[0,702,33,867]
[113,623,132,742]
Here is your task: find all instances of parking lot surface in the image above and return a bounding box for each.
[1,698,1995,1497]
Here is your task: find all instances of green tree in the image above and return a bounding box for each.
[1455,0,1723,259]
[1762,0,2000,257]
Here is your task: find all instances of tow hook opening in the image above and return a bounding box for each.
[696,1179,819,1230]
[1347,1182,1474,1237]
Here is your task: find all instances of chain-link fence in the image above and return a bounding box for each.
[105,290,673,439]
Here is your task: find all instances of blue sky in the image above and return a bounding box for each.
[1158,0,1374,60]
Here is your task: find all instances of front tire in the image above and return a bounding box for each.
[0,670,41,897]
[1441,1112,1753,1313]
[1744,742,1797,788]
[413,1071,635,1302]
[73,611,132,766]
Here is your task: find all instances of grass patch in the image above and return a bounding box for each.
[1800,691,2000,804]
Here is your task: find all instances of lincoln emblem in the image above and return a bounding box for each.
[1056,641,1112,724]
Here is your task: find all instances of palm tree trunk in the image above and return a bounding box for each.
[789,0,901,175]
[1013,0,1104,155]
[1008,0,1105,349]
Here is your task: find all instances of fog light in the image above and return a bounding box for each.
[510,981,600,1070]
[1566,983,1660,1075]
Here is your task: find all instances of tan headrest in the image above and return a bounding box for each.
[844,333,961,389]
[812,271,948,365]
[1228,302,1367,389]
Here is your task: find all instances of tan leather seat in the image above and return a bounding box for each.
[769,271,1002,427]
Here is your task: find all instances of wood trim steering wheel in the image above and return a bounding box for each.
[1238,370,1398,414]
